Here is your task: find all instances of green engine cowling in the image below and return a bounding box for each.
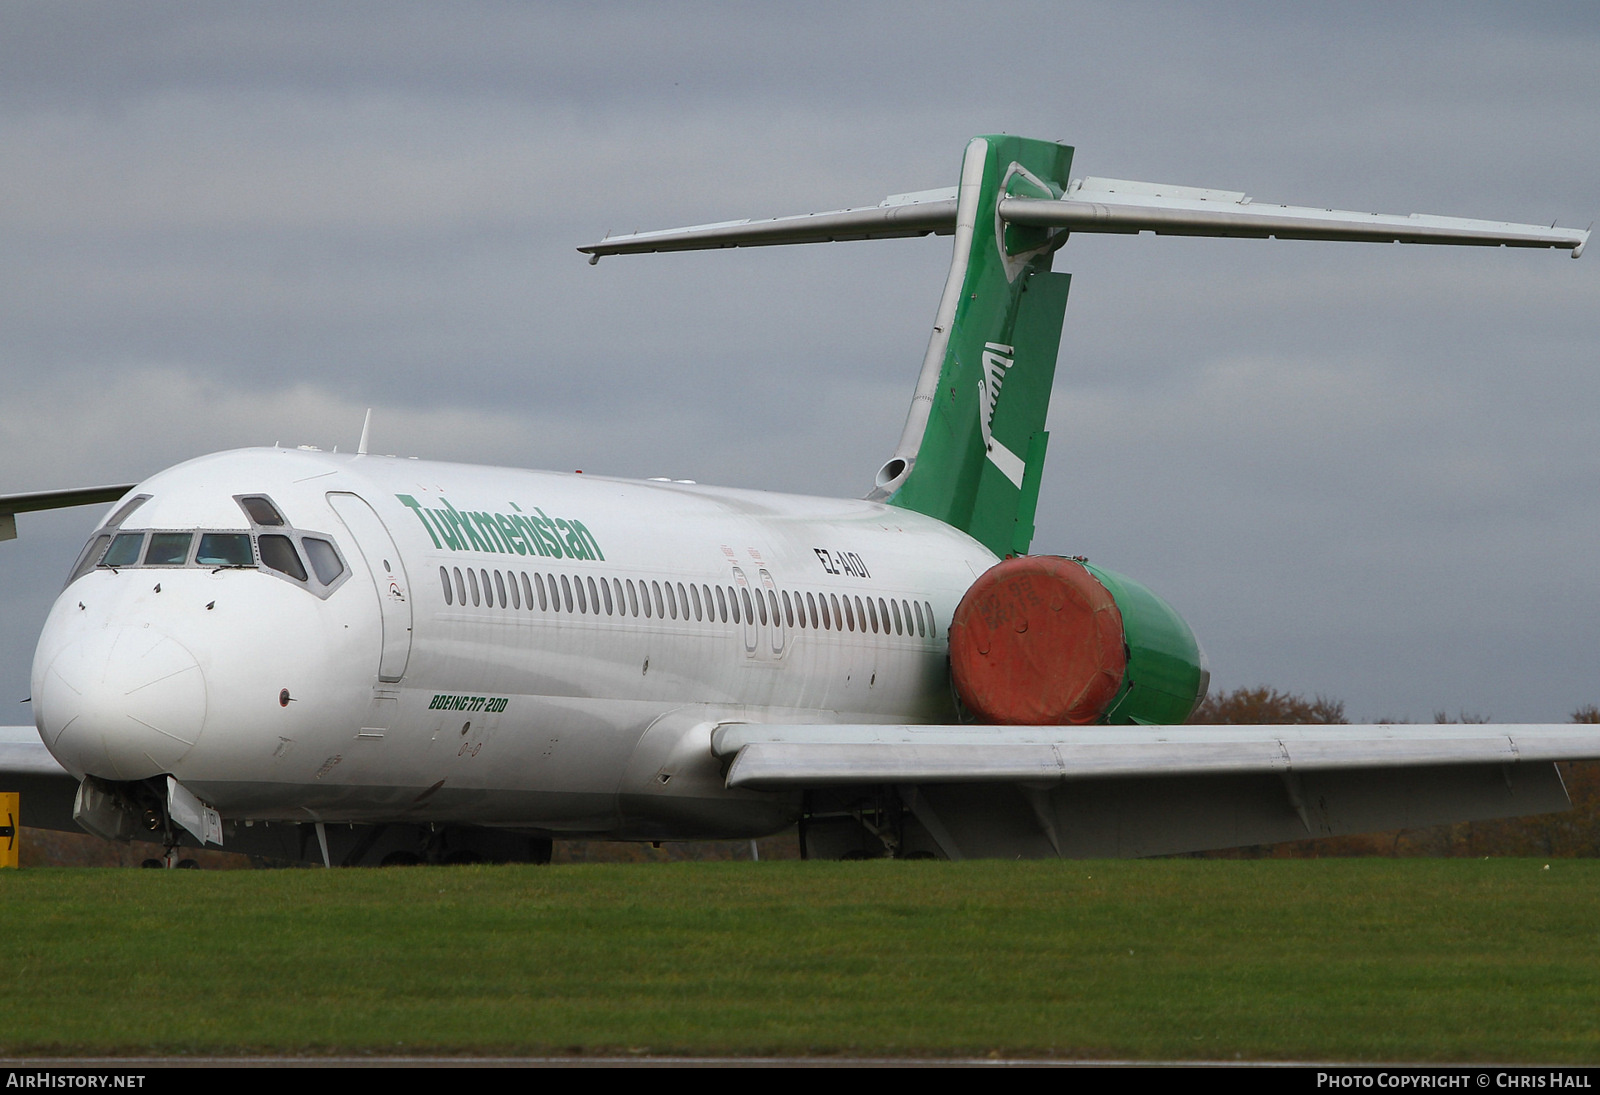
[948,555,1208,726]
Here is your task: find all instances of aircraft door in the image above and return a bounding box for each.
[758,568,785,657]
[730,566,758,657]
[327,492,414,682]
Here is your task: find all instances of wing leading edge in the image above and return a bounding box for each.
[713,723,1600,788]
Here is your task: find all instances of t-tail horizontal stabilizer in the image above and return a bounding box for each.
[580,135,1587,559]
[578,172,1588,259]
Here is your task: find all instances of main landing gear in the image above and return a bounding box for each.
[799,788,946,860]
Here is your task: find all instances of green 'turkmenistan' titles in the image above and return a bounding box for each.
[396,495,604,561]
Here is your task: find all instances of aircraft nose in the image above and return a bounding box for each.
[37,626,208,781]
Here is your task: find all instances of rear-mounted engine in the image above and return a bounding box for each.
[948,555,1208,725]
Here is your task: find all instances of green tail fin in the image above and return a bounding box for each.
[880,136,1074,557]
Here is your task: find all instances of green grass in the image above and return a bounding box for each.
[3,859,1598,1060]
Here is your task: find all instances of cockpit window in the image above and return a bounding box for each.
[144,532,193,567]
[67,498,348,599]
[237,495,286,526]
[104,494,151,531]
[67,534,112,584]
[196,533,253,567]
[302,538,344,584]
[258,534,307,581]
[101,532,144,568]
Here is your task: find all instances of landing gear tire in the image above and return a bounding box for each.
[140,858,163,869]
[176,859,199,870]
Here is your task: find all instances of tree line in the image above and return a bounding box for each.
[1188,686,1600,857]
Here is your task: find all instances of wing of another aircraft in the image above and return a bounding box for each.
[711,723,1600,859]
[0,485,136,542]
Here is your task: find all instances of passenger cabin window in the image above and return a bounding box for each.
[424,554,948,661]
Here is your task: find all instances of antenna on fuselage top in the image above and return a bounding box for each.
[357,409,373,456]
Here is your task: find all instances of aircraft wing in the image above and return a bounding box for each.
[0,725,81,834]
[581,177,1587,259]
[712,723,1600,788]
[0,725,71,779]
[713,722,1600,858]
[0,484,136,542]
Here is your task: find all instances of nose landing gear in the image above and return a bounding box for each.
[73,776,204,868]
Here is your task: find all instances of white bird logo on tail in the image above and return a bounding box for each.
[978,342,1026,488]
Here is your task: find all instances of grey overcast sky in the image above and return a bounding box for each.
[2,2,1597,722]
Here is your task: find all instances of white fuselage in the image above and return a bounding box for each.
[32,448,996,839]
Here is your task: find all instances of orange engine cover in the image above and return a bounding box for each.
[949,556,1127,725]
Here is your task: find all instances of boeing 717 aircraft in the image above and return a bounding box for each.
[3,134,1596,866]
